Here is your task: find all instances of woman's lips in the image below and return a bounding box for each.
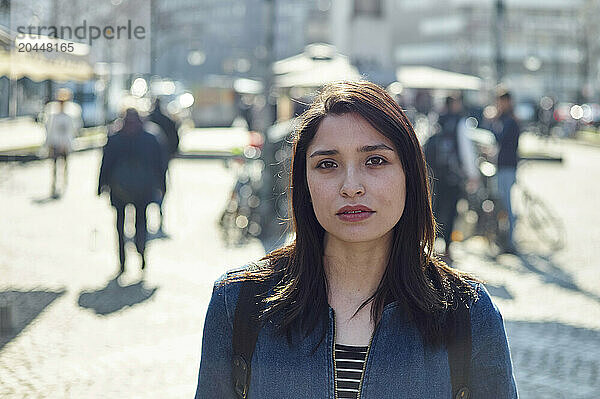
[336,210,375,222]
[336,205,375,222]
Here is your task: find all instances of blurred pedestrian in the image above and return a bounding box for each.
[195,81,516,398]
[44,88,80,198]
[424,95,479,261]
[148,98,179,235]
[98,108,166,274]
[537,96,555,137]
[491,89,521,253]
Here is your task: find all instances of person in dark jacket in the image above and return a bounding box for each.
[148,99,179,234]
[492,89,521,253]
[425,96,479,262]
[149,98,179,158]
[98,108,166,274]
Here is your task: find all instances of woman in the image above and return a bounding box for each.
[195,81,517,398]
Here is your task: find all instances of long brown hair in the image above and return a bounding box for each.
[232,80,477,348]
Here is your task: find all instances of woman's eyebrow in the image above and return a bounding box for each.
[360,143,394,153]
[309,149,338,158]
[309,144,394,158]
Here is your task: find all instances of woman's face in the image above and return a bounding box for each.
[306,113,406,244]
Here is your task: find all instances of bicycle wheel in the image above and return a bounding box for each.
[525,194,565,250]
[515,186,565,251]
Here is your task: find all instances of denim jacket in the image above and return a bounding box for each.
[195,272,518,398]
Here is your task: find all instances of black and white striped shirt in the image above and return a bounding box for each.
[334,344,368,399]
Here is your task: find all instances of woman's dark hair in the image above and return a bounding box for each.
[232,80,477,348]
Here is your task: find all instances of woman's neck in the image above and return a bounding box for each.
[323,232,391,307]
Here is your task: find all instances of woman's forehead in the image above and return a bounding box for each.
[309,113,394,151]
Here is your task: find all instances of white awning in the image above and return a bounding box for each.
[0,50,93,82]
[233,78,264,94]
[395,66,482,90]
[0,31,93,82]
[274,43,361,88]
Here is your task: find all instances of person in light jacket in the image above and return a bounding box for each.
[44,88,81,197]
[195,81,518,398]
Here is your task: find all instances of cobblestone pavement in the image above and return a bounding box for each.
[0,151,265,398]
[453,136,600,398]
[0,137,599,398]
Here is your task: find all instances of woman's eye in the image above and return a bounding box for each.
[366,156,387,166]
[317,160,337,169]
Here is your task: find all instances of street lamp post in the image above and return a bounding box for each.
[494,0,505,84]
[258,0,279,246]
[150,0,157,76]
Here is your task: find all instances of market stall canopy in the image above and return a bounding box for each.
[0,50,93,81]
[233,78,264,94]
[0,32,92,82]
[273,43,361,88]
[395,66,482,90]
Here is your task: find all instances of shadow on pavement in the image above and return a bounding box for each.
[31,194,61,205]
[505,320,600,396]
[460,240,600,303]
[516,252,600,303]
[146,230,171,242]
[0,289,66,350]
[123,230,170,245]
[78,277,157,315]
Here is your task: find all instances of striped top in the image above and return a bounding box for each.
[334,344,368,399]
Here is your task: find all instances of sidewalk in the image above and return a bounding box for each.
[0,117,107,161]
[0,117,251,161]
[0,117,46,153]
[575,129,600,147]
[0,150,265,398]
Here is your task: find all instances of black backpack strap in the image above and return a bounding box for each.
[447,298,473,399]
[232,279,264,399]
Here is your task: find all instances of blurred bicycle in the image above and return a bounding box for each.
[454,127,565,255]
[511,166,566,253]
[218,134,265,246]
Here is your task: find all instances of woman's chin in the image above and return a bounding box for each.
[326,228,390,245]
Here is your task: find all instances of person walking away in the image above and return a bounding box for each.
[491,89,521,254]
[424,96,479,262]
[44,88,80,198]
[148,98,179,235]
[98,108,166,274]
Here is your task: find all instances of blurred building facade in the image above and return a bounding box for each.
[581,0,600,103]
[7,0,150,73]
[153,0,331,85]
[330,0,395,84]
[4,0,600,120]
[332,0,592,103]
[2,0,150,121]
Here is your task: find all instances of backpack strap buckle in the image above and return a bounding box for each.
[455,386,471,399]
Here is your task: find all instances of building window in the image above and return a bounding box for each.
[354,0,382,18]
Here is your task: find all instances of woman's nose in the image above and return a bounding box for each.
[339,169,365,197]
